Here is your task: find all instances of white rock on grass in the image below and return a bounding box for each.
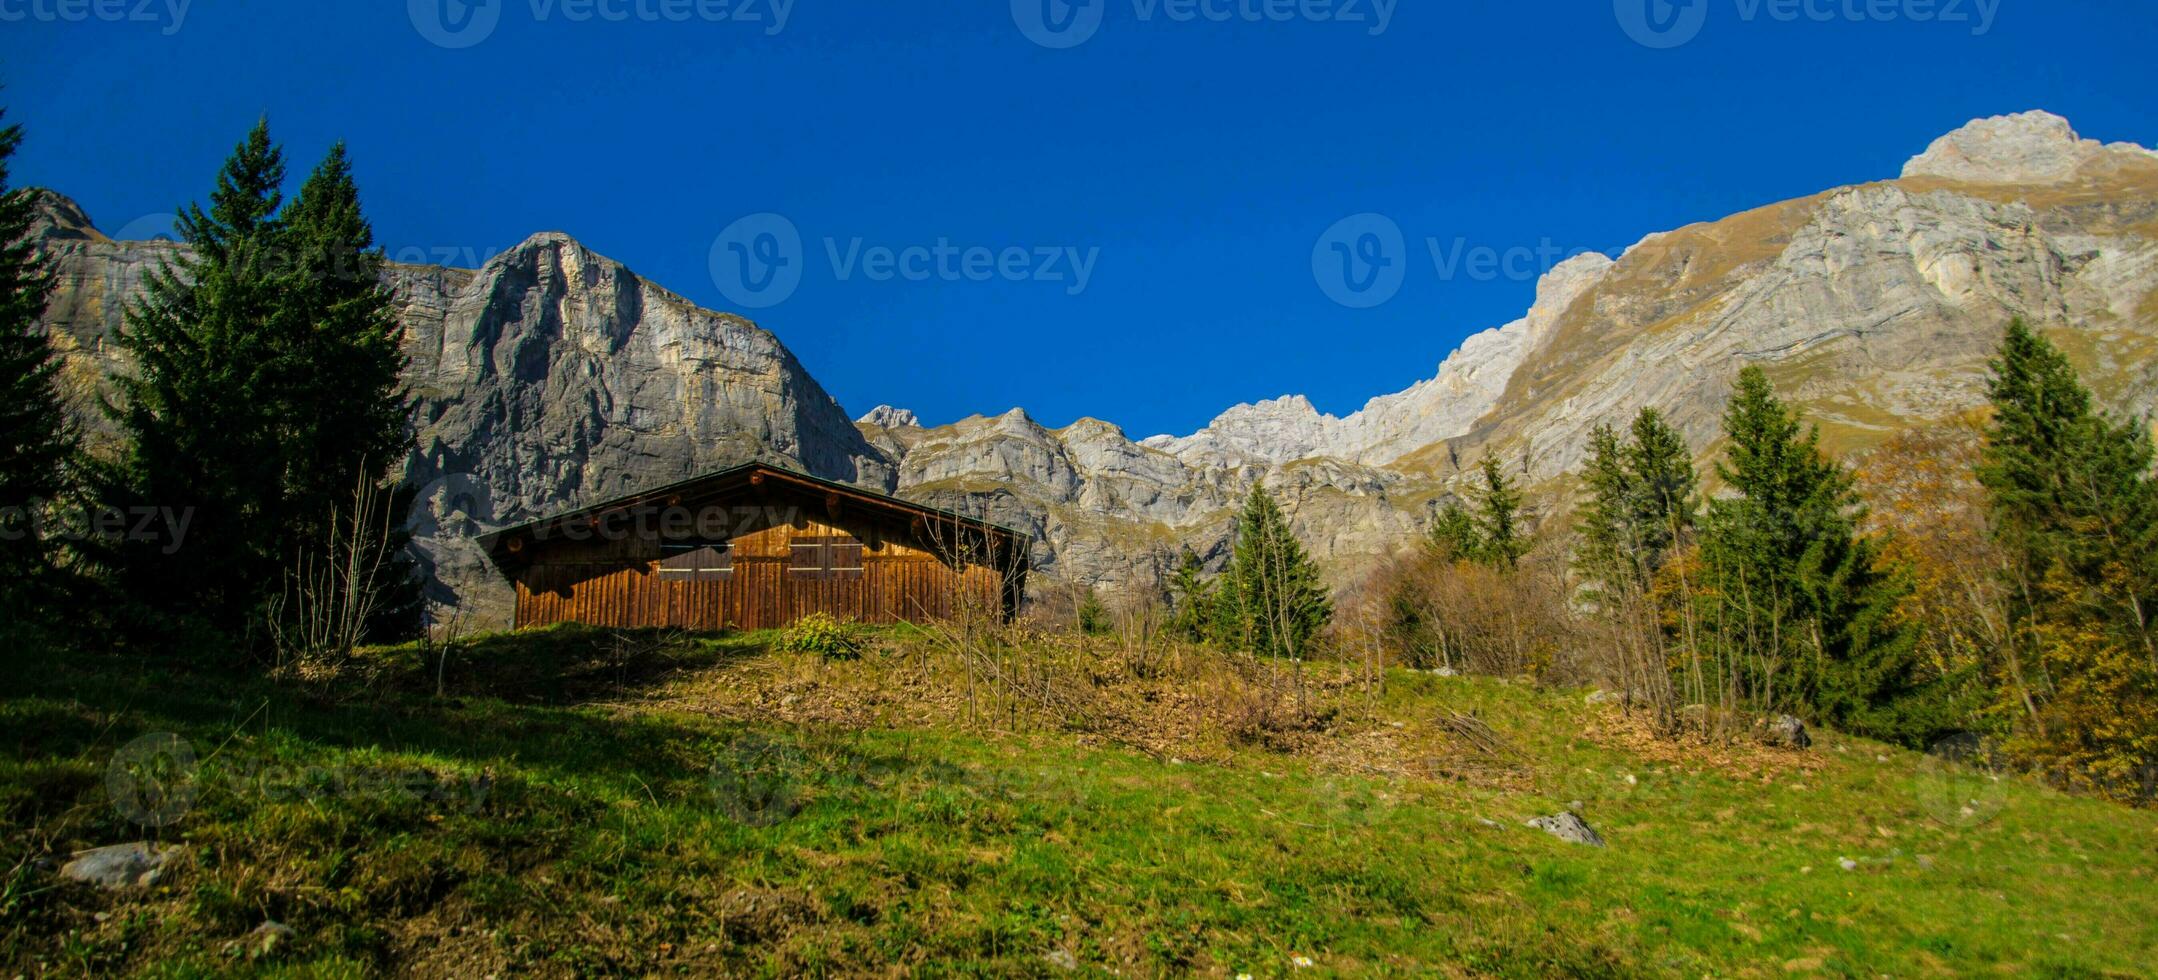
[59,842,179,890]
[1525,812,1606,847]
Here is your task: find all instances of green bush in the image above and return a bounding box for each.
[777,613,864,660]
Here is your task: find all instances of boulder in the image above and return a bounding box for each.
[1762,715,1812,750]
[247,920,296,959]
[1525,811,1606,847]
[59,842,179,890]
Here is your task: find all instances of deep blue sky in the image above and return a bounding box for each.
[4,1,2153,436]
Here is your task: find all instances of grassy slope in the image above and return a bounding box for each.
[3,627,2154,978]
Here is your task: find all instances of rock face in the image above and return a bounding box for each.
[29,111,2158,616]
[856,405,920,429]
[1903,110,2156,185]
[1141,253,1615,467]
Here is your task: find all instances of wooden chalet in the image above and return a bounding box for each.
[478,463,1029,631]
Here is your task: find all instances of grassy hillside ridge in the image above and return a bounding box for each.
[3,625,2154,976]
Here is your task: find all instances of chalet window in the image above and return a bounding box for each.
[789,536,865,580]
[658,540,733,581]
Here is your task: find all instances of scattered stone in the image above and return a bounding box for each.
[1762,715,1812,750]
[1044,948,1078,971]
[59,843,179,891]
[246,921,295,959]
[1525,812,1606,847]
[1837,857,1859,871]
[1475,817,1500,828]
[1623,773,1638,786]
[1431,667,1459,677]
[1584,689,1622,706]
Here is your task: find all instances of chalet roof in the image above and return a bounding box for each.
[474,461,1030,557]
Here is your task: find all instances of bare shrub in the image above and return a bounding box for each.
[1348,543,1583,681]
[266,470,404,671]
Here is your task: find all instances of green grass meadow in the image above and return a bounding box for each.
[3,626,2155,976]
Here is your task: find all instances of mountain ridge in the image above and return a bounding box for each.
[29,110,2158,621]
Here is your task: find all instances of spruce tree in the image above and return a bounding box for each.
[1624,407,1697,575]
[1427,501,1478,560]
[107,120,291,638]
[1977,320,2158,788]
[1165,549,1216,643]
[106,124,422,646]
[1979,320,2158,661]
[276,143,420,641]
[1226,484,1332,658]
[1703,366,1943,744]
[1470,456,1528,569]
[1574,422,1635,597]
[0,107,73,631]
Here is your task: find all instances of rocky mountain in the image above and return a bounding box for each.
[29,111,2158,624]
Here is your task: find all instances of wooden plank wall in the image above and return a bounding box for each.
[511,518,1007,631]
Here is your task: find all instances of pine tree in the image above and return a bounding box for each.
[0,106,73,632]
[1226,484,1332,658]
[1702,366,1943,744]
[106,120,292,638]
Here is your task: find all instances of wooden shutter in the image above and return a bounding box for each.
[659,541,733,581]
